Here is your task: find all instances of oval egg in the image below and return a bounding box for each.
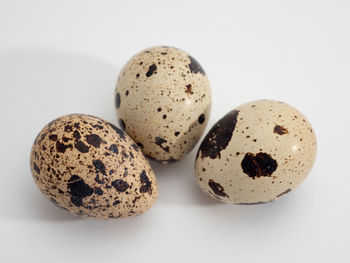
[195,100,317,204]
[115,46,211,164]
[30,114,158,219]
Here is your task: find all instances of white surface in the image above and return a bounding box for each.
[0,0,349,262]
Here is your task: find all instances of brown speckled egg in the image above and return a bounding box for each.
[195,100,317,204]
[30,114,158,219]
[115,46,211,164]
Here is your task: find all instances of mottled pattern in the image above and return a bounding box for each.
[30,114,158,219]
[195,100,317,204]
[115,46,211,163]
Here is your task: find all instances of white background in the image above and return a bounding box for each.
[0,0,349,262]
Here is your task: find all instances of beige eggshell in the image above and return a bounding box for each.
[195,100,317,204]
[30,114,158,219]
[115,46,211,164]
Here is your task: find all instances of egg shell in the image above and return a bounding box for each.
[115,46,211,164]
[195,100,317,204]
[30,114,158,219]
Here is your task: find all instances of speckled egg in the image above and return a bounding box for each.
[115,46,211,164]
[30,114,158,219]
[195,100,317,204]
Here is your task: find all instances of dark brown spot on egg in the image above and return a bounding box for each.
[241,152,278,179]
[198,114,205,124]
[163,114,167,119]
[197,110,239,160]
[74,140,89,153]
[108,122,126,140]
[86,134,102,148]
[68,175,93,207]
[274,125,288,135]
[49,134,58,141]
[111,179,129,193]
[131,143,139,152]
[188,55,205,75]
[155,137,169,153]
[156,137,167,145]
[185,84,193,95]
[208,179,229,198]
[122,151,129,158]
[113,200,120,206]
[94,188,104,195]
[64,125,72,132]
[140,170,152,194]
[146,64,157,77]
[38,132,47,144]
[92,159,106,175]
[132,196,141,204]
[33,163,40,174]
[73,130,81,139]
[118,118,126,130]
[91,124,104,130]
[115,93,121,109]
[109,144,118,154]
[56,141,72,153]
[174,131,180,136]
[137,142,144,148]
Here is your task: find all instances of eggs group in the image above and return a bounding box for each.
[30,114,158,219]
[115,46,211,163]
[195,100,317,204]
[30,43,318,220]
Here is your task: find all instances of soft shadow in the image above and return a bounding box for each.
[21,178,83,222]
[149,145,222,207]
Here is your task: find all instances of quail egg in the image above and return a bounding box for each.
[195,100,317,204]
[115,46,211,164]
[30,114,158,219]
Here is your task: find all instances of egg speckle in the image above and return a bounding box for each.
[195,100,317,203]
[115,46,211,164]
[30,114,158,219]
